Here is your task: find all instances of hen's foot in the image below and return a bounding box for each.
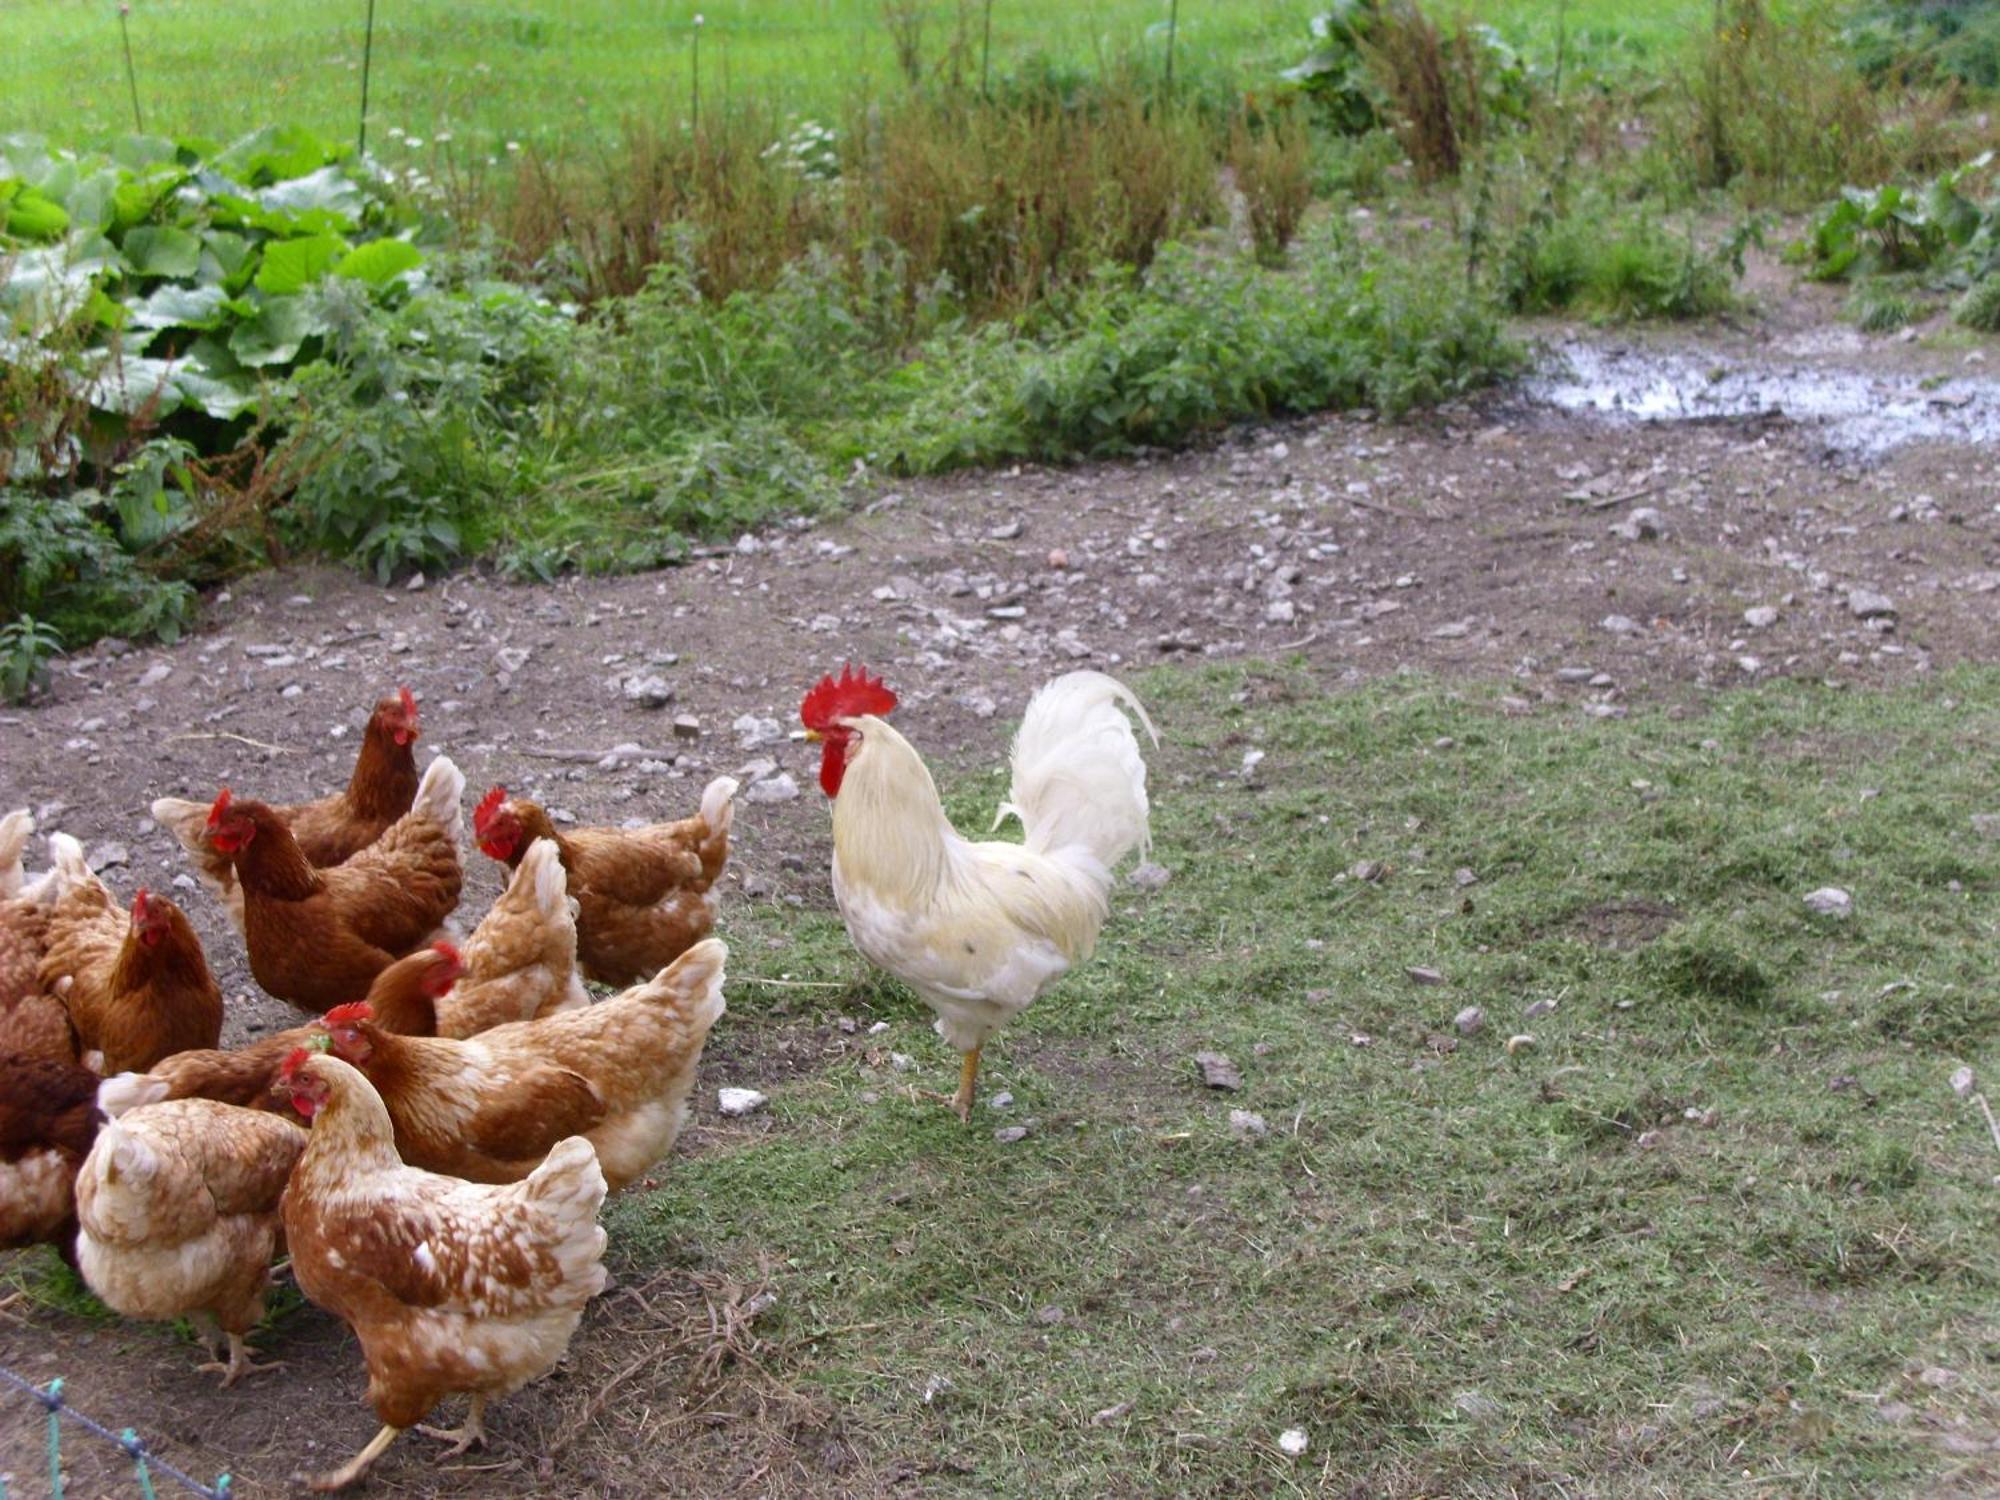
[417,1394,488,1458]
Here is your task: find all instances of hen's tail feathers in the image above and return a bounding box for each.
[631,938,728,1041]
[0,809,32,898]
[47,833,99,899]
[997,672,1157,868]
[98,1072,170,1120]
[517,1135,611,1297]
[700,776,739,835]
[148,796,241,914]
[412,755,466,844]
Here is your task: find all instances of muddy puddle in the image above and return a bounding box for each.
[1522,337,2000,457]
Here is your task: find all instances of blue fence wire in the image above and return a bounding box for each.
[0,1364,231,1500]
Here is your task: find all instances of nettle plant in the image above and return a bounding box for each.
[0,125,428,472]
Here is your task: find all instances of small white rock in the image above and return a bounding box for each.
[717,1087,768,1117]
[1803,886,1853,918]
[1950,1066,1976,1099]
[1278,1429,1309,1458]
[1744,605,1779,629]
[1229,1109,1268,1139]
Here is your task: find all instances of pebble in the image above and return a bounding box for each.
[90,843,130,870]
[988,519,1023,540]
[1950,1066,1975,1099]
[1803,886,1853,918]
[623,674,675,709]
[672,714,702,740]
[993,1125,1030,1144]
[1454,1005,1485,1035]
[1524,998,1557,1020]
[1229,1109,1268,1139]
[1240,749,1265,779]
[988,1090,1014,1110]
[1278,1429,1310,1458]
[137,663,172,687]
[1452,1392,1503,1425]
[1609,506,1664,541]
[717,1087,768,1117]
[1601,614,1641,635]
[1195,1051,1243,1090]
[1847,588,1897,620]
[1128,861,1172,891]
[1744,605,1779,629]
[733,714,782,748]
[1405,966,1446,986]
[742,774,800,805]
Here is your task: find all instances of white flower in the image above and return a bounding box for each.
[405,135,426,148]
[693,12,705,24]
[434,130,452,144]
[506,140,522,153]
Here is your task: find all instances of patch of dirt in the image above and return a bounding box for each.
[2,299,1998,1494]
[1564,899,1682,950]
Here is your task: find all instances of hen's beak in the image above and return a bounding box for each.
[803,729,823,742]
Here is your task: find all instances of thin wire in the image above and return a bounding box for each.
[0,1365,232,1500]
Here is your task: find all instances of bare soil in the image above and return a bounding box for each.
[3,305,1998,1496]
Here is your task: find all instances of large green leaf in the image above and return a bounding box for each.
[257,165,363,222]
[212,124,342,184]
[256,233,348,295]
[82,353,186,417]
[62,169,121,234]
[4,184,70,241]
[122,224,203,278]
[110,134,181,171]
[197,229,255,291]
[170,365,259,420]
[127,282,230,331]
[111,169,185,229]
[228,294,314,365]
[333,238,423,286]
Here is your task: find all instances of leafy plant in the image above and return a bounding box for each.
[0,614,61,703]
[1956,274,2000,330]
[1791,153,1995,280]
[0,127,428,446]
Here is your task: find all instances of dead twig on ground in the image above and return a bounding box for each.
[1580,484,1657,511]
[165,731,296,755]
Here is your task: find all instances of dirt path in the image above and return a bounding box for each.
[2,316,1997,1494]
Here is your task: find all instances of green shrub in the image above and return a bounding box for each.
[1955,274,2000,329]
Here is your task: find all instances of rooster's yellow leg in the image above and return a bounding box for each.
[303,1423,401,1491]
[951,1047,982,1124]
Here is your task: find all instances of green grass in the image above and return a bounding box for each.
[9,666,1996,1491]
[616,665,1998,1494]
[4,0,1709,151]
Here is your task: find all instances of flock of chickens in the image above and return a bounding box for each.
[0,663,1157,1490]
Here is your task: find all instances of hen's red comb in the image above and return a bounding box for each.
[473,786,507,836]
[398,685,419,726]
[205,788,232,830]
[800,663,898,732]
[322,1000,374,1028]
[279,1046,313,1081]
[130,888,152,922]
[431,939,463,968]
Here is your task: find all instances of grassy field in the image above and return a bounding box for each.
[572,664,1996,1494]
[8,661,1994,1492]
[4,0,1710,151]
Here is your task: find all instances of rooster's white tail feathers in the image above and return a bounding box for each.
[997,672,1156,869]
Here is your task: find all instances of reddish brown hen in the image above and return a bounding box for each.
[206,756,464,1014]
[473,776,736,987]
[151,688,424,935]
[38,836,223,1075]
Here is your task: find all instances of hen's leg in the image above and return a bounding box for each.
[418,1392,488,1457]
[197,1331,285,1388]
[950,1046,982,1124]
[302,1424,400,1491]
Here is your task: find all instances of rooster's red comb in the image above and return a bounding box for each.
[322,1000,374,1029]
[473,786,507,836]
[398,685,419,725]
[800,663,898,732]
[205,787,232,830]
